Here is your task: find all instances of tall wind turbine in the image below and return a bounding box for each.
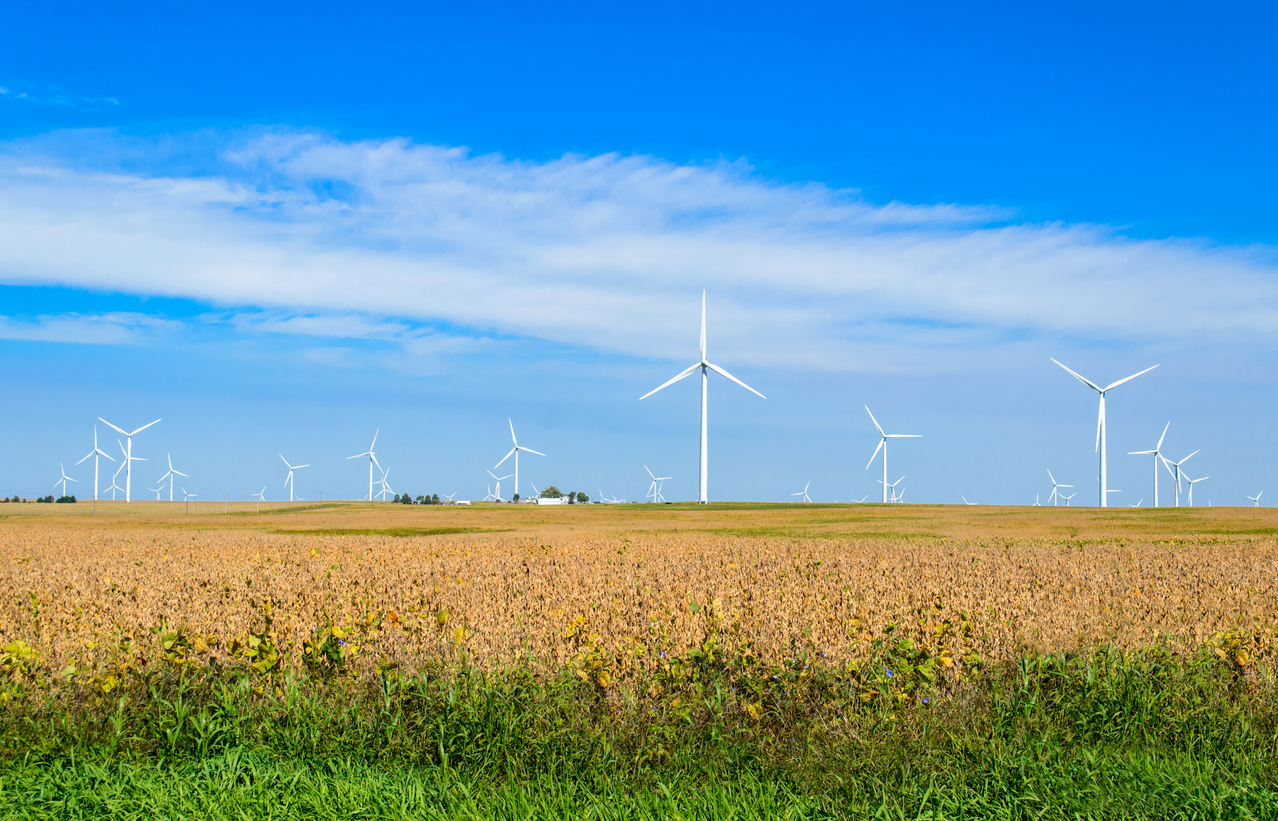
[158,453,188,502]
[864,406,920,504]
[1161,450,1198,507]
[75,426,115,502]
[1185,475,1209,507]
[280,455,310,502]
[347,430,381,501]
[791,481,812,503]
[1047,469,1073,506]
[1051,360,1157,507]
[53,464,78,498]
[1128,422,1171,507]
[1248,491,1264,507]
[640,291,765,504]
[99,418,160,502]
[495,420,544,501]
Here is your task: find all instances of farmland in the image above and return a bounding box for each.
[2,502,1277,818]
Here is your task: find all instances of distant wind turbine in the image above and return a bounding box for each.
[75,426,115,502]
[962,496,975,505]
[791,480,812,504]
[645,466,671,503]
[1062,491,1077,506]
[1185,475,1208,507]
[158,453,188,502]
[864,406,920,504]
[347,430,381,501]
[1248,491,1263,507]
[99,417,161,502]
[1051,359,1157,507]
[149,486,163,500]
[1047,469,1073,506]
[1161,450,1199,507]
[253,486,266,513]
[1129,499,1144,507]
[53,464,78,498]
[640,291,765,504]
[378,468,395,501]
[280,455,310,502]
[1128,422,1171,507]
[487,469,512,502]
[495,420,544,501]
[109,461,125,500]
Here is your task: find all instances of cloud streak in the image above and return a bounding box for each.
[0,130,1275,371]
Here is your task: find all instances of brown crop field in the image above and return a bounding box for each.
[3,501,1277,684]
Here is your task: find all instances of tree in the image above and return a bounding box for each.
[568,491,577,503]
[432,494,440,504]
[540,485,563,498]
[576,492,589,503]
[513,493,520,502]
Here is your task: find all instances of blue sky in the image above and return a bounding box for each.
[2,2,1276,505]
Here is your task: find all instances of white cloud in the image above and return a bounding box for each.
[0,130,1275,372]
[0,312,179,345]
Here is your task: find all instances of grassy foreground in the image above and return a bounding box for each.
[2,642,1276,819]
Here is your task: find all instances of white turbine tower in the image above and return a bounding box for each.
[495,420,544,502]
[75,426,115,502]
[158,453,188,502]
[1161,450,1198,507]
[53,464,78,498]
[1051,360,1157,508]
[280,455,310,502]
[253,486,266,513]
[378,468,394,500]
[109,461,125,500]
[791,481,812,503]
[864,406,920,504]
[347,430,381,501]
[640,291,765,504]
[1185,475,1209,507]
[1248,491,1264,507]
[487,469,512,502]
[645,466,672,503]
[149,486,163,501]
[1062,491,1077,506]
[1047,469,1073,506]
[483,483,497,502]
[1128,422,1171,507]
[99,418,161,502]
[115,439,147,501]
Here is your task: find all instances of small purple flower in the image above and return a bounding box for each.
[922,697,929,704]
[885,669,893,678]
[338,640,346,646]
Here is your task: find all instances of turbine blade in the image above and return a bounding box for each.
[495,447,517,468]
[76,451,94,466]
[1103,364,1159,392]
[1128,450,1156,455]
[700,290,706,361]
[1047,468,1056,484]
[865,438,885,470]
[370,428,379,450]
[173,470,188,477]
[1156,421,1170,451]
[129,419,162,436]
[705,362,764,397]
[886,434,921,438]
[639,362,702,400]
[280,454,293,468]
[646,466,655,479]
[98,418,127,436]
[370,453,382,471]
[295,464,310,470]
[519,447,546,457]
[864,406,885,437]
[1050,359,1102,392]
[509,418,517,445]
[1180,449,1199,463]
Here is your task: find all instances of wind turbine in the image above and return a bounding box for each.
[182,488,196,513]
[483,483,497,502]
[644,466,672,503]
[877,476,905,503]
[640,291,765,504]
[495,420,544,502]
[864,407,920,504]
[109,462,125,500]
[280,455,310,502]
[75,426,115,502]
[1062,492,1077,506]
[1128,422,1171,507]
[1051,360,1158,507]
[158,453,188,502]
[1033,493,1041,506]
[253,486,266,513]
[377,468,394,501]
[99,418,160,502]
[791,481,812,504]
[149,486,163,500]
[487,469,511,502]
[1185,475,1208,507]
[1129,499,1144,507]
[347,430,381,501]
[962,496,975,505]
[443,492,457,502]
[53,464,77,498]
[1248,491,1264,507]
[1046,469,1073,506]
[1161,450,1198,507]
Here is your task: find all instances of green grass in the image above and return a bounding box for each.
[2,644,1275,819]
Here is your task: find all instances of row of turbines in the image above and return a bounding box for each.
[36,292,1267,507]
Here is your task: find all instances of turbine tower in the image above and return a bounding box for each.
[1051,359,1157,507]
[1185,475,1209,507]
[347,430,381,501]
[495,420,544,501]
[280,455,310,502]
[53,464,78,498]
[158,453,188,502]
[645,466,672,503]
[99,417,161,502]
[1128,422,1171,507]
[640,291,765,504]
[1161,450,1198,507]
[486,469,512,502]
[75,425,115,502]
[864,406,920,504]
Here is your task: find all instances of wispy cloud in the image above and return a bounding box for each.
[0,312,178,344]
[0,83,119,109]
[0,130,1275,372]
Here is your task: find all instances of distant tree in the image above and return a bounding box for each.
[540,486,563,498]
[576,492,589,503]
[56,495,77,504]
[567,491,577,503]
[401,493,415,505]
[512,493,520,502]
[432,494,440,504]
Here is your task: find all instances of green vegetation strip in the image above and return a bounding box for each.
[1,642,1276,818]
[268,526,506,537]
